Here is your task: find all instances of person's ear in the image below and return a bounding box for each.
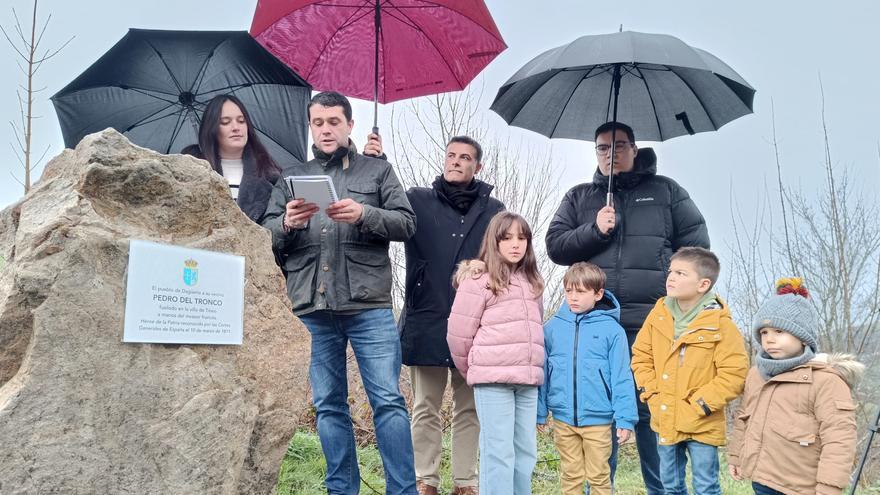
[475,162,483,174]
[699,278,712,293]
[595,288,605,301]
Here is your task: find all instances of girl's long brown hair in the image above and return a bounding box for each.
[477,211,544,296]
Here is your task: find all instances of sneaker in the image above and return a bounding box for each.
[416,480,439,495]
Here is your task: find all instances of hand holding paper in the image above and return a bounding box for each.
[326,198,364,224]
[284,175,339,210]
[284,199,319,229]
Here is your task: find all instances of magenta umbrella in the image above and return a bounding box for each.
[250,0,506,133]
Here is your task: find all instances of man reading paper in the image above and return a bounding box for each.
[263,91,418,495]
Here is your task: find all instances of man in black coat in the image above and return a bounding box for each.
[399,136,504,495]
[545,122,709,495]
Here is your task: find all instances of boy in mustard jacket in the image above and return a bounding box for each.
[631,247,749,495]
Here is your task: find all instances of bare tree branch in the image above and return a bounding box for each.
[2,0,72,194]
[8,170,24,187]
[388,80,564,317]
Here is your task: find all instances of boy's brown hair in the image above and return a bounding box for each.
[563,262,606,292]
[670,247,721,289]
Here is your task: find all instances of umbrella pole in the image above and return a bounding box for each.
[372,0,381,136]
[607,64,622,207]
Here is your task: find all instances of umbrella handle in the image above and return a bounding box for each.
[606,192,614,207]
[372,126,379,136]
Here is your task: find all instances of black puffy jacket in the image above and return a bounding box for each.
[545,148,709,335]
[399,181,505,367]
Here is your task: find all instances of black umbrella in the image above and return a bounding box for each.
[490,30,755,203]
[52,29,312,165]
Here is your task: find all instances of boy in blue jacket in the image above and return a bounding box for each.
[538,262,638,495]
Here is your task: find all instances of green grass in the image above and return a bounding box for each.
[278,429,760,494]
[277,431,388,495]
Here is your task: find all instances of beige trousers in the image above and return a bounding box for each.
[554,422,613,495]
[410,365,479,488]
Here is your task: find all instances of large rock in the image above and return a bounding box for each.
[0,129,310,494]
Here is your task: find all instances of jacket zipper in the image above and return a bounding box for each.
[750,384,778,473]
[573,317,581,427]
[613,193,624,297]
[520,277,533,386]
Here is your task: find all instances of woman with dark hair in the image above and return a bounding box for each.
[184,94,384,223]
[182,94,281,223]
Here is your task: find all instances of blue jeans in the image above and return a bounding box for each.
[657,439,720,495]
[474,384,538,495]
[752,482,785,494]
[299,309,417,495]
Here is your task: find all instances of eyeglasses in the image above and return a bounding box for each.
[595,141,633,154]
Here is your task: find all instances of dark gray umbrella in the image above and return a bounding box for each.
[490,30,755,202]
[52,29,312,165]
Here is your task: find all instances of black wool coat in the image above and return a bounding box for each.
[238,171,279,223]
[399,181,505,367]
[545,148,709,335]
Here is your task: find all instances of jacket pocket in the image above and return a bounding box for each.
[546,360,567,411]
[347,181,380,207]
[406,260,427,309]
[344,246,392,303]
[772,417,818,446]
[646,393,661,420]
[580,359,613,414]
[769,416,821,475]
[675,387,710,433]
[283,247,318,312]
[680,341,715,369]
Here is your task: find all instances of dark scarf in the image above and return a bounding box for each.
[755,346,816,381]
[312,142,353,166]
[432,176,481,214]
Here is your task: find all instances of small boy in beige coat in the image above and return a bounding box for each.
[728,278,864,495]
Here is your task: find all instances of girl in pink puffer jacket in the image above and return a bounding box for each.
[447,211,545,495]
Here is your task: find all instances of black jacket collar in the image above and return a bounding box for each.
[593,147,657,191]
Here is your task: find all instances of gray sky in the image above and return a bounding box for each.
[2,1,879,270]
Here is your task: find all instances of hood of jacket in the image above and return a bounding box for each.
[592,147,657,191]
[803,353,865,388]
[454,259,487,286]
[646,294,732,341]
[552,290,621,325]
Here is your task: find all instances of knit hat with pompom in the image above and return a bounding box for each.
[752,278,818,351]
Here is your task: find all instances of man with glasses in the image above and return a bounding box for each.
[545,121,709,495]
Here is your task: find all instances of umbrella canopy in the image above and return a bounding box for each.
[490,30,755,143]
[250,0,506,126]
[52,29,312,165]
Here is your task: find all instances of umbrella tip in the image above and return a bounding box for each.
[619,24,623,32]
